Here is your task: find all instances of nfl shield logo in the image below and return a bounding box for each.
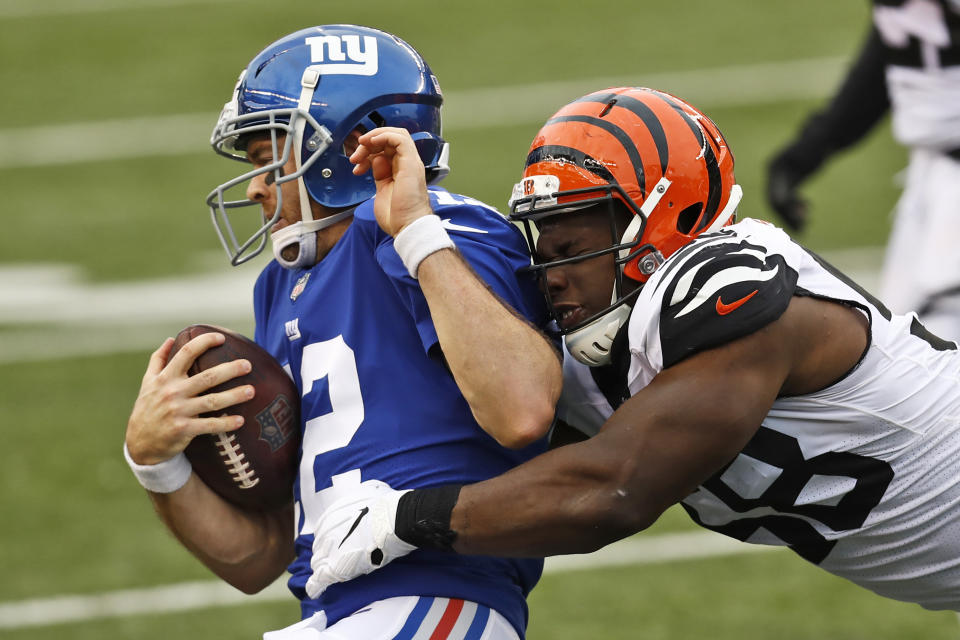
[256,395,295,452]
[290,273,310,301]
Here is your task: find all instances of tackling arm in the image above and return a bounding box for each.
[305,296,869,595]
[445,316,792,555]
[444,295,868,555]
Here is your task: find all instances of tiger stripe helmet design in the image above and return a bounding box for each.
[508,87,742,366]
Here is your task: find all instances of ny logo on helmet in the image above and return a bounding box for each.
[305,35,378,76]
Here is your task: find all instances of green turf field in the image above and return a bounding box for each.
[3,0,951,638]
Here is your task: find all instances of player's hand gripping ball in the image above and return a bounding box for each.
[171,324,300,511]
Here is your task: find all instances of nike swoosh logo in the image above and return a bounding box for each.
[339,506,369,548]
[441,218,488,234]
[716,289,758,315]
[674,263,779,318]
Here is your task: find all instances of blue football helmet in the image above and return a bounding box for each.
[206,24,450,268]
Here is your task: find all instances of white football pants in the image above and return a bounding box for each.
[262,596,521,640]
[879,147,960,342]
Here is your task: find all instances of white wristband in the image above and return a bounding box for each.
[393,215,455,278]
[123,443,192,493]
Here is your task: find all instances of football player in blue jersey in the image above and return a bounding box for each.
[308,87,960,614]
[124,25,561,639]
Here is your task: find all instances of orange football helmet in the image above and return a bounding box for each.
[508,87,742,365]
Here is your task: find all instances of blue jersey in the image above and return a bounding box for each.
[252,188,548,636]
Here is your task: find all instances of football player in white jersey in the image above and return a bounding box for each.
[305,87,960,614]
[767,0,960,340]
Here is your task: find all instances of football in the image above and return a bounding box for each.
[171,324,300,511]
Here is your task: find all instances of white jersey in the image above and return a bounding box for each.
[559,218,960,610]
[873,0,960,148]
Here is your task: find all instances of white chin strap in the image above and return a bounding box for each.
[566,262,636,367]
[564,177,672,367]
[564,182,744,367]
[270,66,356,271]
[271,209,354,270]
[564,303,632,366]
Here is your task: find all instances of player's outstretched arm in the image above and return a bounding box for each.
[440,296,868,555]
[303,323,784,597]
[126,335,294,593]
[427,317,794,556]
[351,128,562,449]
[304,297,798,597]
[305,296,869,596]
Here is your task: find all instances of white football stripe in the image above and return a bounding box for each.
[669,245,774,306]
[0,531,775,630]
[441,219,489,234]
[447,600,480,640]
[0,57,847,169]
[675,264,780,318]
[411,597,450,640]
[0,248,883,365]
[0,0,239,18]
[670,258,711,307]
[734,247,769,263]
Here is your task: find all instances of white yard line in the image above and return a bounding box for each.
[0,262,258,325]
[0,0,242,19]
[0,530,777,630]
[443,57,846,131]
[0,57,846,169]
[0,247,883,365]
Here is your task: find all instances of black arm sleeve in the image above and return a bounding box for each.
[395,485,462,551]
[779,26,891,176]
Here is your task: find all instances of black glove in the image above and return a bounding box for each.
[764,26,889,233]
[765,146,816,233]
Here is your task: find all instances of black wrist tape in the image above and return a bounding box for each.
[395,484,462,552]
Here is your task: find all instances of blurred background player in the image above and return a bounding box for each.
[307,86,960,614]
[124,24,561,639]
[766,0,960,340]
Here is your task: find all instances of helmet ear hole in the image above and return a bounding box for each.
[676,203,703,234]
[368,110,386,128]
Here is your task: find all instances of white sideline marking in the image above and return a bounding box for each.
[543,528,774,573]
[0,260,259,365]
[0,114,221,168]
[0,530,776,630]
[0,262,258,325]
[0,247,883,365]
[0,57,846,169]
[0,0,240,18]
[443,57,846,132]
